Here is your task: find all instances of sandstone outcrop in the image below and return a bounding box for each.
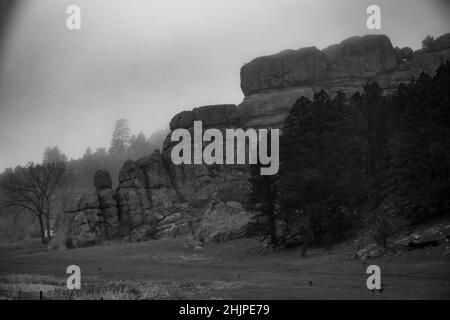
[49,195,107,249]
[116,104,252,243]
[170,104,240,130]
[239,33,450,128]
[240,35,398,96]
[49,171,120,249]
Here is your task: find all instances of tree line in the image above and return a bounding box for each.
[249,62,450,250]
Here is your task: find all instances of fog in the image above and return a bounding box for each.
[0,0,449,171]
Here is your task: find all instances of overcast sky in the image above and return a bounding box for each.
[0,0,449,171]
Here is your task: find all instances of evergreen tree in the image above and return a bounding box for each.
[390,63,450,220]
[362,82,389,181]
[109,119,130,159]
[279,90,366,245]
[127,132,151,160]
[43,146,67,164]
[247,162,278,247]
[83,147,93,160]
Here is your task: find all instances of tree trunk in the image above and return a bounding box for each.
[45,214,52,243]
[37,215,47,244]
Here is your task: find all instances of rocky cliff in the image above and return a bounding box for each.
[53,33,450,249]
[114,104,252,243]
[239,33,450,128]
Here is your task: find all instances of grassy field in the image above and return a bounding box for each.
[0,237,449,299]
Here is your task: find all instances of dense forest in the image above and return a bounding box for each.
[0,120,168,243]
[250,62,450,249]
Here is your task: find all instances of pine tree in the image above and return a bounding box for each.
[247,163,278,247]
[109,119,130,159]
[278,90,366,246]
[83,147,93,160]
[127,132,150,160]
[390,63,450,220]
[43,146,67,164]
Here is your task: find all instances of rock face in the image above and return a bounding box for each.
[240,35,398,96]
[239,33,450,128]
[49,171,120,249]
[115,104,252,243]
[50,195,107,249]
[116,151,195,240]
[170,104,240,130]
[52,33,450,248]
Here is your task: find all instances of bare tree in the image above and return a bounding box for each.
[0,162,66,244]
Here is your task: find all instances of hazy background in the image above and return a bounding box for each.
[0,0,449,171]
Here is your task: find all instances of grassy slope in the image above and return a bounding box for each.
[0,237,449,299]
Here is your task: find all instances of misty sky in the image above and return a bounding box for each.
[0,0,449,171]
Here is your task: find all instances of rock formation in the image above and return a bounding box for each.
[49,171,119,250]
[356,224,450,260]
[239,33,450,128]
[52,33,450,249]
[115,104,253,243]
[116,150,192,239]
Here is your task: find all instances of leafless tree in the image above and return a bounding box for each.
[0,162,66,244]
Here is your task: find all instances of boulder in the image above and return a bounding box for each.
[226,201,244,212]
[356,244,385,260]
[193,199,254,243]
[393,226,446,250]
[399,47,414,60]
[124,224,158,243]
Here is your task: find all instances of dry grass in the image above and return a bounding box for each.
[0,274,231,300]
[1,237,449,299]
